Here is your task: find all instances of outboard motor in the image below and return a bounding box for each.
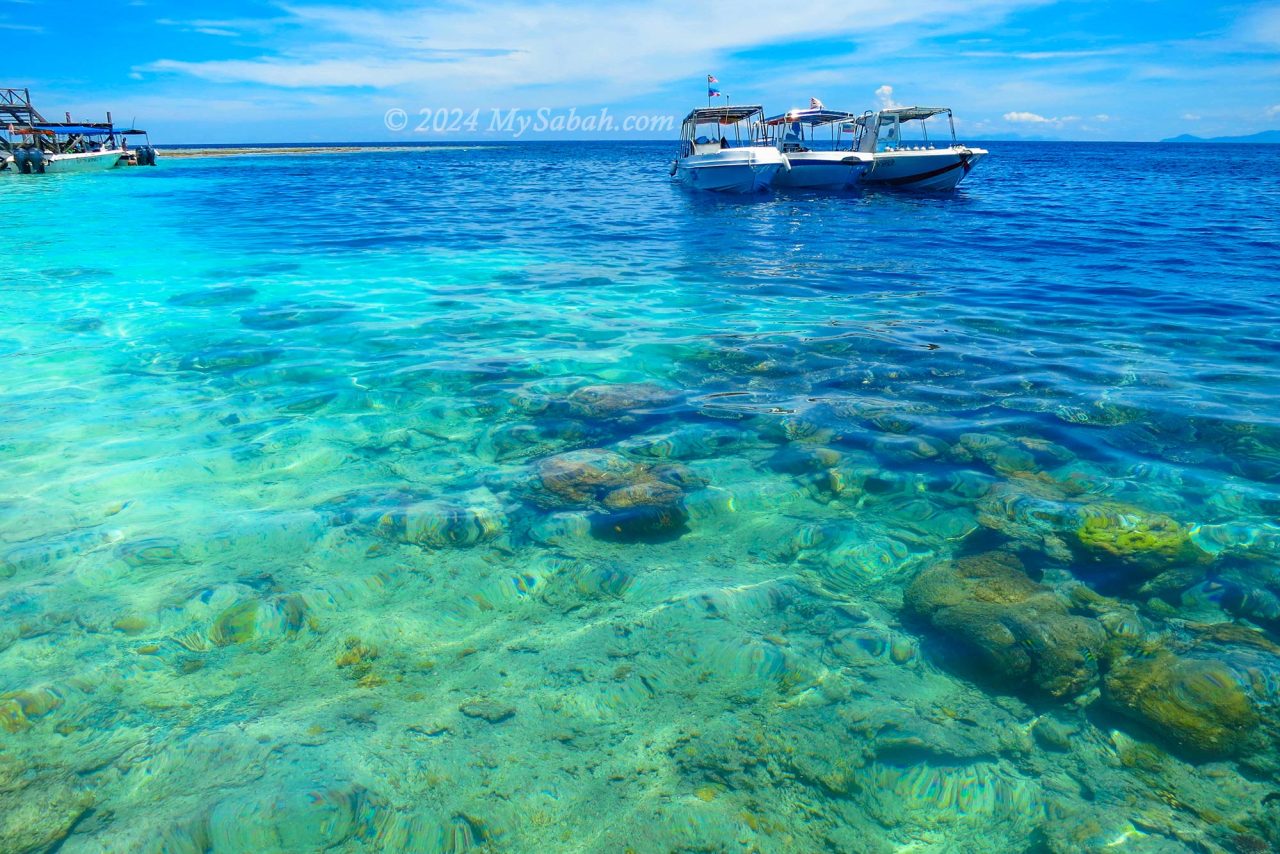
[14,147,31,174]
[136,145,157,166]
[28,147,45,174]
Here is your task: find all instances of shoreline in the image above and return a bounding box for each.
[155,144,489,159]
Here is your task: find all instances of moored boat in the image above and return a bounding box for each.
[673,105,786,193]
[1,87,155,176]
[854,107,986,191]
[760,104,874,190]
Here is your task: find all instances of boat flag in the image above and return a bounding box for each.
[810,97,824,110]
[707,75,722,98]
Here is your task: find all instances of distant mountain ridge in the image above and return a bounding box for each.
[1162,130,1280,143]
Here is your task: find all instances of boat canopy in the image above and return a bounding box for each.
[762,108,858,126]
[858,107,952,125]
[32,123,117,135]
[682,106,764,126]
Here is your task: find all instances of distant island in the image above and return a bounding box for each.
[1162,130,1280,143]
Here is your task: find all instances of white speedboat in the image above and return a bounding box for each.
[5,146,124,174]
[673,106,786,193]
[760,107,873,190]
[853,107,986,191]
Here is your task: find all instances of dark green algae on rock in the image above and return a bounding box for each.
[904,550,1105,699]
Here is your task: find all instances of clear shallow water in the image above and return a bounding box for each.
[1,141,1280,853]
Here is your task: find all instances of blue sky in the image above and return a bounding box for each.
[3,0,1279,142]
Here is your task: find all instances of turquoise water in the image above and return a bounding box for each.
[2,141,1280,853]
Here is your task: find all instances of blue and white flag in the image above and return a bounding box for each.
[707,75,722,98]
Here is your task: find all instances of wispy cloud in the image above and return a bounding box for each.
[156,17,288,38]
[1003,110,1079,126]
[143,0,1052,100]
[961,47,1133,60]
[1235,3,1280,48]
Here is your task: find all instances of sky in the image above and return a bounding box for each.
[3,0,1279,143]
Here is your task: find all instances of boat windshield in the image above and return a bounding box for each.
[759,109,860,153]
[854,108,958,153]
[680,106,764,157]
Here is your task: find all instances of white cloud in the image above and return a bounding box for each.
[1093,114,1110,121]
[143,0,1052,100]
[1182,112,1201,121]
[1236,5,1280,48]
[1267,104,1280,118]
[874,84,902,109]
[1003,111,1051,123]
[1003,110,1079,127]
[962,47,1131,61]
[0,21,41,31]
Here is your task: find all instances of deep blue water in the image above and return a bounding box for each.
[2,141,1280,853]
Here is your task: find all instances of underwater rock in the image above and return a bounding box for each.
[591,503,691,543]
[167,284,258,307]
[1103,651,1258,758]
[569,562,636,599]
[0,686,64,732]
[535,448,643,506]
[206,783,379,852]
[377,500,505,549]
[565,383,678,418]
[115,537,185,567]
[178,344,281,374]
[209,600,261,647]
[524,448,703,542]
[905,551,1104,698]
[1031,716,1075,752]
[206,594,307,648]
[601,479,684,510]
[459,699,516,723]
[647,462,709,492]
[0,529,119,578]
[952,433,1038,475]
[1211,580,1280,633]
[815,526,934,592]
[476,419,593,462]
[618,424,745,460]
[0,782,92,854]
[1069,502,1212,596]
[1071,503,1210,570]
[61,315,103,332]
[828,625,919,668]
[238,299,351,330]
[872,433,949,463]
[526,511,593,547]
[767,445,843,475]
[756,413,838,445]
[975,478,1077,562]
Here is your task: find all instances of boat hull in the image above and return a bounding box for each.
[863,148,986,191]
[774,151,873,190]
[675,148,785,193]
[4,149,124,175]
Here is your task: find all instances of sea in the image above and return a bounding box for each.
[1,140,1279,853]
